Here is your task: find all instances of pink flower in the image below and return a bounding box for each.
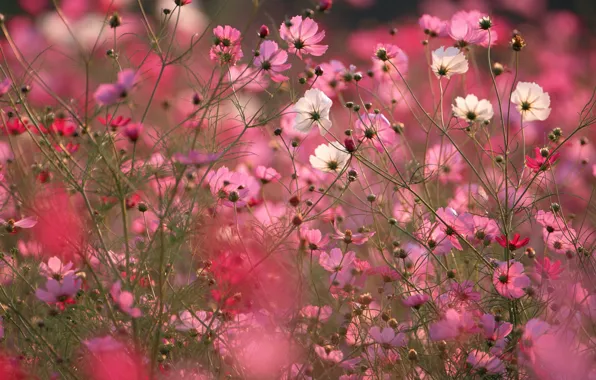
[39,257,75,280]
[210,25,244,66]
[0,77,11,97]
[495,233,529,250]
[372,43,408,78]
[280,16,328,59]
[255,41,291,83]
[429,309,479,341]
[300,305,332,322]
[206,166,260,207]
[464,215,500,244]
[519,319,550,364]
[300,228,329,251]
[425,143,464,184]
[535,210,564,237]
[35,272,81,307]
[255,166,281,183]
[314,345,343,363]
[0,216,37,233]
[311,60,348,97]
[534,257,563,280]
[369,326,407,348]
[492,260,530,299]
[403,293,430,309]
[467,350,505,375]
[354,113,396,152]
[94,69,136,106]
[545,230,575,255]
[175,310,217,335]
[173,151,221,165]
[110,281,142,318]
[449,10,496,47]
[319,248,355,272]
[526,147,561,173]
[418,15,448,37]
[480,313,512,343]
[330,223,375,245]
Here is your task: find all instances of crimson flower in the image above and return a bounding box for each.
[495,233,529,250]
[525,147,560,173]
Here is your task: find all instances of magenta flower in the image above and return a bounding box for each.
[110,281,142,318]
[123,123,143,143]
[492,260,530,299]
[255,41,291,83]
[279,16,328,59]
[534,257,564,280]
[209,25,244,66]
[525,147,561,173]
[300,228,329,252]
[35,273,81,307]
[94,69,136,106]
[495,233,529,250]
[98,114,131,130]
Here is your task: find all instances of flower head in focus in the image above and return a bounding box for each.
[309,142,350,173]
[511,82,551,121]
[294,88,333,135]
[431,47,469,78]
[280,16,328,59]
[452,94,494,123]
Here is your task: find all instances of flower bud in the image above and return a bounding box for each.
[492,62,504,76]
[109,13,122,28]
[344,138,356,153]
[317,0,332,12]
[258,25,269,38]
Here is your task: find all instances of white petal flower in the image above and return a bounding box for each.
[511,82,551,122]
[431,46,469,78]
[294,88,333,135]
[452,94,494,123]
[309,142,350,173]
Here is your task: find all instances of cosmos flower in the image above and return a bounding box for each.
[293,88,333,135]
[452,94,494,123]
[279,16,328,59]
[255,41,291,83]
[309,142,350,173]
[94,69,136,106]
[431,46,469,78]
[511,82,551,121]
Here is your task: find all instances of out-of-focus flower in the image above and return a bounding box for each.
[293,88,333,135]
[452,94,494,123]
[449,10,497,47]
[309,142,350,173]
[354,113,395,152]
[94,69,136,106]
[467,350,505,375]
[372,43,408,78]
[280,16,328,59]
[492,260,530,299]
[431,47,469,78]
[511,82,551,121]
[35,272,81,307]
[369,326,407,348]
[0,78,12,97]
[0,216,37,233]
[173,150,221,165]
[319,248,355,272]
[314,345,343,363]
[123,122,143,142]
[418,14,448,37]
[39,257,75,280]
[110,281,142,318]
[255,166,281,183]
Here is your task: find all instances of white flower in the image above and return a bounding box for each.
[452,94,494,123]
[511,82,551,122]
[294,88,333,135]
[309,142,350,173]
[431,46,469,78]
